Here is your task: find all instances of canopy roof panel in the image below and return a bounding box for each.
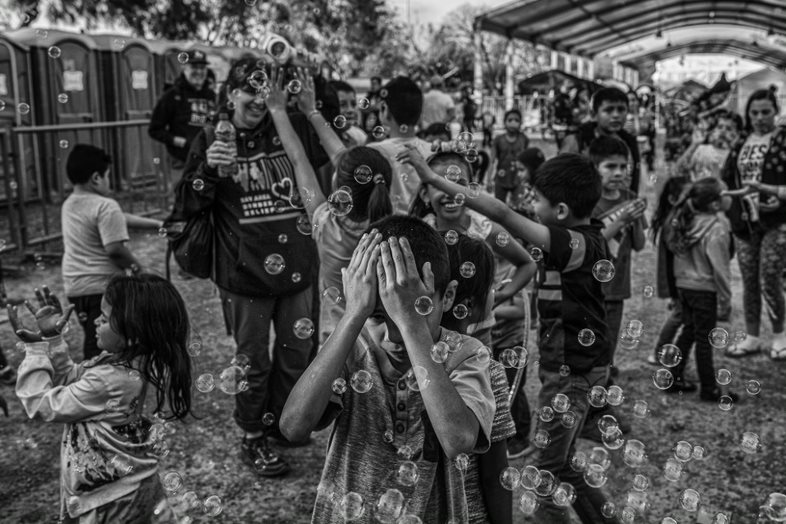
[476,0,786,58]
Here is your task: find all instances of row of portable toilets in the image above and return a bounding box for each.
[0,28,309,250]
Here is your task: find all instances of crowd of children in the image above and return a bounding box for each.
[4,55,784,523]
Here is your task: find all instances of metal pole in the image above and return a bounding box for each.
[504,38,515,110]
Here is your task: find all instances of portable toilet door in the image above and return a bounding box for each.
[147,39,190,97]
[0,33,39,250]
[92,34,164,212]
[6,29,105,204]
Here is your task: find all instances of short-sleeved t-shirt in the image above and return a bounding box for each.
[491,258,526,349]
[592,190,647,301]
[368,138,432,215]
[493,134,530,188]
[538,221,611,373]
[421,89,456,129]
[463,360,516,523]
[312,202,368,344]
[312,326,495,523]
[61,193,129,297]
[737,132,773,182]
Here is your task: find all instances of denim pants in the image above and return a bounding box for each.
[532,365,614,523]
[220,286,314,433]
[654,299,683,357]
[673,288,717,392]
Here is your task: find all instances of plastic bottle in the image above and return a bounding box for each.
[214,112,238,178]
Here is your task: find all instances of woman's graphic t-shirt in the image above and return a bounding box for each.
[738,132,773,222]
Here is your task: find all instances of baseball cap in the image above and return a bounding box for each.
[184,50,208,65]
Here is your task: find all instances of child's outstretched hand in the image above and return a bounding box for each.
[342,230,382,319]
[8,286,74,343]
[376,236,434,326]
[265,67,289,112]
[621,198,647,223]
[396,145,434,182]
[294,67,317,115]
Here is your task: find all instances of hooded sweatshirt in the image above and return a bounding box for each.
[673,213,731,305]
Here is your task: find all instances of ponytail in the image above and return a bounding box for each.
[367,175,393,222]
[335,146,393,223]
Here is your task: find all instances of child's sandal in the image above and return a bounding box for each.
[724,342,760,358]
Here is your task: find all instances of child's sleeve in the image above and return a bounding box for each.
[98,199,130,247]
[543,225,586,272]
[449,342,496,453]
[16,338,117,423]
[706,225,732,306]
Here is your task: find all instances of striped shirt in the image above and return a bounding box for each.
[538,221,612,373]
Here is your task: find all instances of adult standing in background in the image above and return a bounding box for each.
[420,75,456,130]
[149,49,216,184]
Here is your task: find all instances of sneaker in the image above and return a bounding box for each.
[240,436,290,477]
[506,436,536,460]
[700,389,739,403]
[665,378,698,394]
[0,366,17,386]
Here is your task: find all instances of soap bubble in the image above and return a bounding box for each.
[553,483,577,507]
[353,164,373,184]
[657,344,682,367]
[719,395,734,411]
[539,406,555,422]
[601,502,617,518]
[0,100,5,112]
[452,303,469,319]
[607,385,624,406]
[499,467,520,490]
[589,448,610,470]
[322,286,343,304]
[350,370,373,393]
[297,214,313,235]
[740,431,761,454]
[584,464,608,488]
[17,102,30,115]
[519,465,541,490]
[597,415,619,436]
[632,473,649,491]
[709,327,730,348]
[444,331,462,351]
[293,317,314,339]
[261,412,275,426]
[358,98,370,110]
[570,451,588,472]
[59,139,69,149]
[474,346,491,366]
[47,46,61,59]
[559,364,571,377]
[551,393,570,413]
[632,400,649,418]
[414,296,434,315]
[465,149,479,163]
[454,193,466,206]
[331,378,347,395]
[642,285,654,297]
[454,453,469,473]
[396,461,420,487]
[500,346,527,369]
[692,445,706,460]
[445,164,462,182]
[192,178,205,191]
[333,115,347,129]
[405,366,430,392]
[218,366,248,395]
[277,233,288,244]
[495,231,510,247]
[533,429,551,448]
[375,488,404,521]
[592,260,615,282]
[530,247,544,262]
[162,471,184,493]
[372,126,386,139]
[569,238,580,249]
[618,330,640,349]
[715,368,732,385]
[57,93,69,104]
[287,79,302,94]
[679,489,700,512]
[534,470,557,497]
[264,253,285,275]
[459,261,476,278]
[203,495,223,517]
[588,386,608,408]
[652,368,674,390]
[430,341,450,363]
[468,183,481,198]
[338,492,365,521]
[626,319,644,338]
[601,427,624,450]
[673,440,693,462]
[561,410,578,428]
[578,328,596,346]
[444,230,459,245]
[195,373,215,393]
[327,189,353,217]
[745,379,761,395]
[177,52,189,64]
[519,491,539,515]
[623,439,647,468]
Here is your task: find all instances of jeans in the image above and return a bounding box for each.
[68,294,103,360]
[673,289,717,391]
[220,286,314,433]
[532,365,614,523]
[734,228,786,335]
[604,300,624,365]
[654,299,683,358]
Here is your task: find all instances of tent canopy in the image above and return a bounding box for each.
[476,0,786,60]
[516,69,601,95]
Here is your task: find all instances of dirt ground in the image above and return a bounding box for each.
[0,139,784,523]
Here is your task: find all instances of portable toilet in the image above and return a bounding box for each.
[92,34,165,211]
[147,39,191,97]
[4,28,105,203]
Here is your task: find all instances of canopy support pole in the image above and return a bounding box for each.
[473,25,483,99]
[504,37,515,110]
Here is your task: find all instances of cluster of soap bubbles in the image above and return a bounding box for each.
[195,355,250,395]
[162,470,223,520]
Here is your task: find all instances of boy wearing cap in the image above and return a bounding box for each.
[149,49,217,180]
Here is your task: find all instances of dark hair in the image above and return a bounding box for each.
[712,109,744,133]
[66,144,111,185]
[371,76,382,85]
[588,136,630,166]
[532,154,601,219]
[744,89,779,133]
[650,175,689,243]
[328,80,355,95]
[591,87,629,113]
[409,152,473,218]
[442,232,495,329]
[367,215,451,296]
[665,177,723,254]
[381,76,423,127]
[335,146,393,223]
[104,274,192,420]
[503,109,522,121]
[420,122,451,141]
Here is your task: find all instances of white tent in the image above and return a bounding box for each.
[731,68,786,119]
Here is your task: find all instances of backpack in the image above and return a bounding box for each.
[164,127,215,280]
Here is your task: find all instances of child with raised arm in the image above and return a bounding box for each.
[280,216,495,523]
[267,69,395,344]
[399,148,616,523]
[13,276,191,523]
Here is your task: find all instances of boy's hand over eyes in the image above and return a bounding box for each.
[376,237,434,326]
[342,230,382,319]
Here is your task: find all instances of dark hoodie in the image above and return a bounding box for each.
[673,213,731,305]
[149,74,217,162]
